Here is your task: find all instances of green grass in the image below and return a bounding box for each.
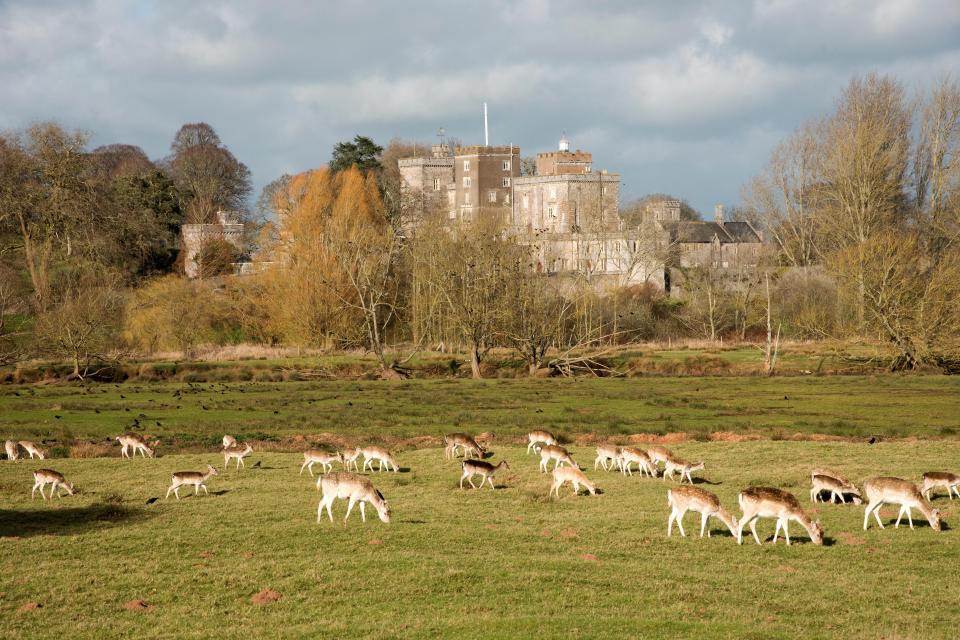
[1,442,959,639]
[0,376,957,449]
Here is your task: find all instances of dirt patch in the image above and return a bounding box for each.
[776,565,795,573]
[243,552,255,559]
[838,532,866,545]
[198,550,213,558]
[484,524,497,531]
[710,432,763,443]
[540,529,552,538]
[18,602,41,612]
[250,589,282,605]
[559,528,578,539]
[123,599,152,611]
[368,539,383,545]
[627,432,690,445]
[579,553,599,562]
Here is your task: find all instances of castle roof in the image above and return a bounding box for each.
[662,220,761,244]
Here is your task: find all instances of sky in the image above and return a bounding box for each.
[2,0,959,215]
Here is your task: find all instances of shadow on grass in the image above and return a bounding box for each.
[692,478,722,486]
[0,501,151,538]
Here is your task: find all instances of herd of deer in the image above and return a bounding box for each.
[6,428,958,544]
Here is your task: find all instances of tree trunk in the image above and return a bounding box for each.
[469,347,482,379]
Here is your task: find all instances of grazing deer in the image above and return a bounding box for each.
[343,447,362,471]
[5,440,19,461]
[737,487,824,545]
[165,465,218,499]
[223,443,253,470]
[594,444,622,471]
[460,459,509,489]
[526,430,557,454]
[863,477,942,531]
[31,469,74,500]
[619,447,657,477]
[539,444,576,473]
[811,468,852,486]
[646,445,674,475]
[316,472,391,524]
[18,441,45,460]
[361,446,399,473]
[222,435,237,449]
[921,472,960,501]
[116,433,156,459]
[667,486,738,538]
[443,433,484,460]
[300,450,344,476]
[810,474,862,504]
[550,466,598,497]
[663,457,705,484]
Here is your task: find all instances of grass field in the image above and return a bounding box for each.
[1,442,959,639]
[2,375,960,638]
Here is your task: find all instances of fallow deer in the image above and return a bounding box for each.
[31,469,74,500]
[594,444,622,471]
[165,465,218,500]
[539,444,576,473]
[18,441,45,460]
[222,435,237,449]
[863,477,942,531]
[460,459,509,489]
[619,447,657,477]
[667,485,738,538]
[116,433,156,459]
[663,457,705,484]
[921,472,960,501]
[810,474,862,504]
[443,433,485,460]
[5,440,18,461]
[737,486,824,545]
[526,430,557,454]
[550,466,598,497]
[811,468,852,486]
[223,443,253,470]
[300,450,344,476]
[316,472,391,524]
[646,445,675,476]
[361,446,399,473]
[343,447,362,471]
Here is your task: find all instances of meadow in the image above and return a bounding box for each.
[1,375,960,639]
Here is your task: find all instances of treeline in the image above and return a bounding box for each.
[1,73,958,379]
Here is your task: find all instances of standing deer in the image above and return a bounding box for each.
[165,465,218,499]
[526,430,557,454]
[737,487,824,545]
[5,440,19,461]
[18,441,45,460]
[300,450,344,476]
[31,469,74,499]
[863,477,942,531]
[921,472,960,501]
[116,433,156,459]
[443,433,485,460]
[343,447,362,471]
[460,459,509,489]
[316,472,391,524]
[361,446,399,473]
[662,456,705,484]
[550,466,598,497]
[810,474,862,504]
[223,443,254,470]
[539,445,576,473]
[667,486,738,538]
[594,444,622,471]
[646,445,675,476]
[619,447,657,477]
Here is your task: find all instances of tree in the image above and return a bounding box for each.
[329,135,383,174]
[194,238,240,279]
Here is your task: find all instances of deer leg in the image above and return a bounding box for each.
[864,501,881,530]
[194,484,199,496]
[459,471,467,489]
[344,497,357,522]
[165,485,174,499]
[359,501,366,522]
[31,482,39,499]
[675,510,687,537]
[325,497,334,522]
[202,484,209,495]
[300,460,309,475]
[468,476,477,489]
[487,476,495,490]
[907,507,914,529]
[700,512,709,538]
[667,509,676,536]
[773,520,781,543]
[750,519,761,545]
[175,487,181,500]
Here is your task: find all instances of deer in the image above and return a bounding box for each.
[526,430,557,454]
[300,450,344,476]
[222,435,237,449]
[594,444,622,471]
[116,433,156,459]
[619,447,657,477]
[316,472,391,524]
[863,477,942,531]
[443,433,485,460]
[539,444,576,473]
[361,446,399,473]
[31,469,74,500]
[165,465,218,500]
[810,474,862,504]
[663,456,705,484]
[646,445,675,476]
[550,466,598,497]
[921,472,960,501]
[223,443,253,470]
[5,440,19,461]
[460,459,509,489]
[811,468,853,486]
[667,486,738,538]
[737,486,824,545]
[18,441,45,460]
[343,447,362,471]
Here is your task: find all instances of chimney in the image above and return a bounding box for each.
[714,204,724,225]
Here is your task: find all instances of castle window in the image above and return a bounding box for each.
[522,194,529,209]
[463,177,471,187]
[463,160,470,172]
[433,178,441,191]
[502,177,511,187]
[487,190,497,203]
[502,160,511,171]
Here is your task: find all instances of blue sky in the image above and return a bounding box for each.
[2,0,958,215]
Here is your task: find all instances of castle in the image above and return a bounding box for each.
[398,134,762,293]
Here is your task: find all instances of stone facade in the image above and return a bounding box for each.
[397,144,455,224]
[181,210,245,278]
[452,145,520,224]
